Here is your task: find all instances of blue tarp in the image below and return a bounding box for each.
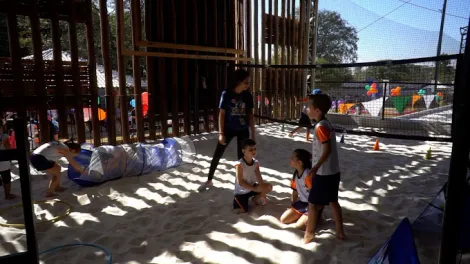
[368,218,420,264]
[68,138,183,187]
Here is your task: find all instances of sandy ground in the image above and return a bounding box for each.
[0,123,452,264]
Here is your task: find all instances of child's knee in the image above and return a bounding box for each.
[309,203,324,212]
[265,183,273,193]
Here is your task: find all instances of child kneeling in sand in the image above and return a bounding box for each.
[30,140,84,198]
[304,93,346,244]
[280,149,323,229]
[233,139,273,213]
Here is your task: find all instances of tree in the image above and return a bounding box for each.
[316,10,358,63]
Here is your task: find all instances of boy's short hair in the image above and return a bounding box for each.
[308,94,332,115]
[241,138,256,149]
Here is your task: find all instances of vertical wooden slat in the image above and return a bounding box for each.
[29,2,50,144]
[261,0,266,119]
[86,0,101,146]
[68,4,86,144]
[145,0,156,140]
[170,0,179,137]
[192,0,200,134]
[290,0,296,120]
[99,0,116,145]
[246,0,253,93]
[223,0,228,96]
[298,0,304,113]
[182,0,190,135]
[213,0,220,132]
[6,7,27,121]
[131,0,144,142]
[281,0,286,120]
[115,0,130,142]
[203,0,209,132]
[274,0,279,118]
[157,0,168,137]
[51,10,68,139]
[253,0,260,124]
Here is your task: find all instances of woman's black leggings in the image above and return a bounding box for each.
[207,129,250,181]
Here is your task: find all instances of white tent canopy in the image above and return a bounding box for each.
[22,49,147,88]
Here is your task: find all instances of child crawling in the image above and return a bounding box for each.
[233,139,273,213]
[30,140,84,197]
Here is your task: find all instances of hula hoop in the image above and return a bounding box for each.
[0,199,73,228]
[39,243,112,264]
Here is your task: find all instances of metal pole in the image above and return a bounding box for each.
[438,18,470,264]
[434,0,448,93]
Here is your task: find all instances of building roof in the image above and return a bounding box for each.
[22,49,147,88]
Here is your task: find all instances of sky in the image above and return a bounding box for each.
[250,0,470,62]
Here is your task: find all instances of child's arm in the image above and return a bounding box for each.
[289,127,302,137]
[57,149,84,174]
[291,190,298,202]
[254,163,264,184]
[236,165,259,192]
[310,126,332,176]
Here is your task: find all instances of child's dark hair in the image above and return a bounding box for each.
[231,69,250,89]
[63,138,81,152]
[308,94,332,115]
[292,149,312,178]
[241,138,256,149]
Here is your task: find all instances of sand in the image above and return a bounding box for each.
[0,123,452,264]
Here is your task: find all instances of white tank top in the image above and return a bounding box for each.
[32,141,68,162]
[234,158,259,195]
[290,169,311,202]
[312,119,340,175]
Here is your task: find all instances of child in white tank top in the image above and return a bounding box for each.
[30,140,84,198]
[233,139,273,213]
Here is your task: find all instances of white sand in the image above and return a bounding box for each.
[0,123,452,264]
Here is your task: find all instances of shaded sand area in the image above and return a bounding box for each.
[0,123,451,263]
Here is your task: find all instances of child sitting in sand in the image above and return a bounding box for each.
[30,139,84,198]
[0,122,16,200]
[280,149,324,229]
[233,139,273,213]
[304,93,346,244]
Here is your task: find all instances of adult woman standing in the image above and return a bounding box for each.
[198,69,255,191]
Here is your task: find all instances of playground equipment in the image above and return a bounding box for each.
[68,137,196,187]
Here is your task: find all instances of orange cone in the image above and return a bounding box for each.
[373,139,380,151]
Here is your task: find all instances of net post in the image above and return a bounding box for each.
[381,81,387,120]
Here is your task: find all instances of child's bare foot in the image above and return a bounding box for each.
[54,186,67,192]
[5,193,17,200]
[336,231,346,240]
[303,232,315,244]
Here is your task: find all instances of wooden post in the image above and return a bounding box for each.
[193,0,200,135]
[290,0,296,120]
[157,0,168,137]
[85,0,101,146]
[253,0,260,124]
[68,5,86,144]
[261,0,266,120]
[246,0,253,93]
[274,0,279,119]
[298,0,305,114]
[213,0,220,132]
[170,0,179,137]
[145,0,156,140]
[281,0,286,120]
[51,12,68,139]
[131,0,144,142]
[99,0,116,145]
[6,6,27,121]
[29,3,50,144]
[115,0,130,142]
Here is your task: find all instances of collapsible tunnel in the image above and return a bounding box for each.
[67,137,196,187]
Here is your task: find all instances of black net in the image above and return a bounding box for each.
[238,55,460,141]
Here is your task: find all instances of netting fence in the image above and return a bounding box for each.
[235,54,460,141]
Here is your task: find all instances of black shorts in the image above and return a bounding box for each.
[308,173,341,205]
[291,200,309,215]
[298,113,312,128]
[0,169,11,185]
[233,188,260,212]
[30,154,55,171]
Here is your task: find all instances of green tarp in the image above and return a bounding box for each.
[392,96,411,114]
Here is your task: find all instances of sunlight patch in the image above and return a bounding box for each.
[69,212,100,225]
[101,206,127,216]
